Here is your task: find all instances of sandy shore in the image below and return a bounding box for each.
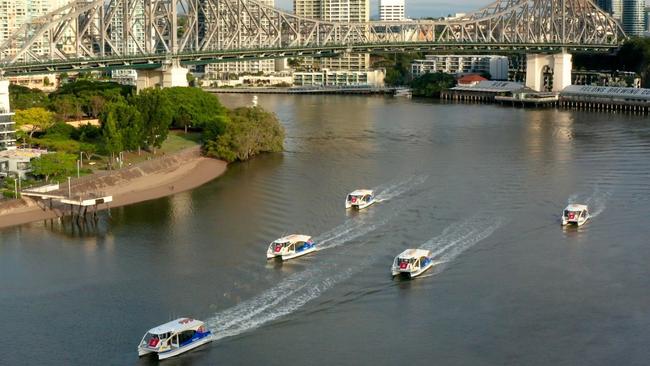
[0,148,227,229]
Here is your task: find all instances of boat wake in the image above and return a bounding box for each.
[420,216,503,269]
[316,175,425,251]
[568,186,610,218]
[207,252,372,341]
[316,209,397,251]
[373,174,428,202]
[205,176,427,342]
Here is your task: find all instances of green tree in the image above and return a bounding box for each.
[101,109,123,165]
[373,52,423,86]
[162,87,228,130]
[186,72,197,87]
[617,38,650,87]
[30,152,77,182]
[8,84,49,110]
[80,93,107,118]
[131,89,173,150]
[102,101,144,150]
[52,95,83,120]
[410,72,456,97]
[14,107,56,141]
[204,107,284,162]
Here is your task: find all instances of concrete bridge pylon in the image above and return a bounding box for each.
[135,59,188,91]
[525,52,572,93]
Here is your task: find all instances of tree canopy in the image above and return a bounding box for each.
[130,89,173,149]
[410,72,457,97]
[30,152,77,182]
[204,107,284,162]
[14,107,56,140]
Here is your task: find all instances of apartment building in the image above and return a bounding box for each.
[411,55,510,80]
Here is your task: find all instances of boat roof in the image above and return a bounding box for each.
[396,248,431,259]
[349,189,373,196]
[274,234,312,243]
[565,204,588,211]
[147,318,205,335]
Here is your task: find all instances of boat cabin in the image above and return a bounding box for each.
[138,318,212,359]
[267,234,315,260]
[393,249,431,272]
[347,189,374,205]
[562,204,589,225]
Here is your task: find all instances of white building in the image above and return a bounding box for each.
[0,80,17,152]
[293,69,385,87]
[0,0,70,89]
[411,55,510,80]
[0,149,48,179]
[294,0,370,72]
[379,0,405,21]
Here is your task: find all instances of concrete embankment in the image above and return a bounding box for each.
[0,147,227,229]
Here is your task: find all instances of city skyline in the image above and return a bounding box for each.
[276,0,650,18]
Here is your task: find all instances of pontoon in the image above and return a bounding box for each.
[391,249,434,279]
[345,189,376,210]
[266,234,316,261]
[138,318,212,360]
[561,204,590,226]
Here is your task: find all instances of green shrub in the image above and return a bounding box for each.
[203,107,284,162]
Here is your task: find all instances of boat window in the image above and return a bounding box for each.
[347,195,352,201]
[177,330,197,346]
[143,333,158,343]
[563,210,569,217]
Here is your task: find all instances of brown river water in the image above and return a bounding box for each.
[1,94,650,365]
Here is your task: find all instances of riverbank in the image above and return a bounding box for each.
[0,147,227,229]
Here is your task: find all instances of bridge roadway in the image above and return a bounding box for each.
[0,42,620,77]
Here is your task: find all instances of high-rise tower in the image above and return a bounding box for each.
[379,0,405,21]
[622,0,645,36]
[294,0,370,71]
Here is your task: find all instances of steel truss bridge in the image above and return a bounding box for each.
[0,0,626,76]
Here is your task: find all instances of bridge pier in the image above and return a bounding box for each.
[135,59,188,91]
[525,52,572,92]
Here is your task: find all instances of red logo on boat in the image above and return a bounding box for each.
[568,212,575,219]
[400,262,408,269]
[351,197,357,203]
[148,338,159,347]
[274,244,282,253]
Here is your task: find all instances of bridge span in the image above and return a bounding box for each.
[0,0,626,92]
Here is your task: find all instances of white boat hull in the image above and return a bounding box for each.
[267,246,317,261]
[561,215,590,226]
[392,261,434,279]
[347,199,376,210]
[138,348,154,357]
[138,336,213,360]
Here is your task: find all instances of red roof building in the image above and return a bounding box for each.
[457,74,488,86]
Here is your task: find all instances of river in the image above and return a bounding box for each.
[1,95,650,365]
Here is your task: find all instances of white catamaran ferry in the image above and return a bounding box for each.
[561,204,590,226]
[137,318,213,360]
[266,234,316,261]
[345,189,376,210]
[391,249,435,279]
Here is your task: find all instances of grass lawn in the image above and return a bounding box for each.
[159,131,202,153]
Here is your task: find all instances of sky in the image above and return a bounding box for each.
[274,0,650,19]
